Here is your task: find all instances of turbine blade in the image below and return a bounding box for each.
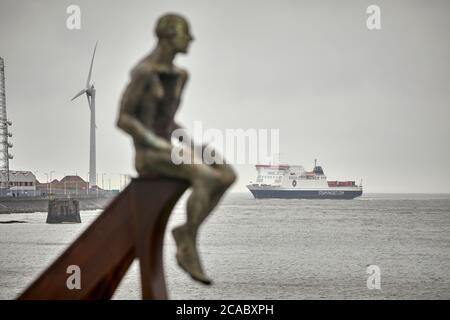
[86,41,98,87]
[71,89,87,101]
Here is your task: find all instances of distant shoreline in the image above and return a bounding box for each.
[0,196,114,214]
[229,191,450,195]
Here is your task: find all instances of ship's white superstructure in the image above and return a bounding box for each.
[247,160,363,199]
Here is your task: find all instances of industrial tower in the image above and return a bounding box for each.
[0,57,13,190]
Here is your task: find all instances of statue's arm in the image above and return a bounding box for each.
[117,69,171,151]
[172,69,192,145]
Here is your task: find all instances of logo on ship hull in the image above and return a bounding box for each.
[318,190,345,196]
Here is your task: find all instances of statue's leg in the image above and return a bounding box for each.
[172,160,236,284]
[135,147,235,284]
[172,167,235,284]
[201,163,236,216]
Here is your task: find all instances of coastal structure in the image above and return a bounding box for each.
[0,57,14,190]
[0,174,117,213]
[46,199,81,224]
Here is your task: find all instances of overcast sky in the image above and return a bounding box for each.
[0,0,449,193]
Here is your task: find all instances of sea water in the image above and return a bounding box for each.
[0,193,449,299]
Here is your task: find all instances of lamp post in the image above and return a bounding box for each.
[33,170,38,196]
[49,170,55,195]
[63,172,66,196]
[96,173,99,197]
[44,173,49,195]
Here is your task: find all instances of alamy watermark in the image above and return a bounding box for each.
[66,5,380,31]
[171,121,280,165]
[366,5,381,30]
[66,264,81,290]
[366,265,381,290]
[66,5,81,30]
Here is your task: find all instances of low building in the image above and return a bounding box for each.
[59,175,90,191]
[36,175,91,195]
[0,170,36,191]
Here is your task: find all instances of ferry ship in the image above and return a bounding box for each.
[247,160,363,199]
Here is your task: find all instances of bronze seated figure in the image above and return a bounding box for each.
[117,13,236,285]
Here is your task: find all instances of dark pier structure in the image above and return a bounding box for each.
[46,199,81,224]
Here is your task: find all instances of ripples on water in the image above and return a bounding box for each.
[1,193,449,299]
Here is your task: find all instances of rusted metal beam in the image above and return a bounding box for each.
[18,177,189,300]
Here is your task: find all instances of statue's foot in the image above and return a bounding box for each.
[172,226,212,285]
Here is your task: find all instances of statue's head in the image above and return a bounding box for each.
[155,14,193,53]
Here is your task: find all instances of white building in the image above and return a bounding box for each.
[0,170,36,191]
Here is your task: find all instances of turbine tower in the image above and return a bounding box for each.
[71,41,98,187]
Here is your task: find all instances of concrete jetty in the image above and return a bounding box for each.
[46,199,81,223]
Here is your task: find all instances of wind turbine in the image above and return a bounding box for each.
[71,41,98,188]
